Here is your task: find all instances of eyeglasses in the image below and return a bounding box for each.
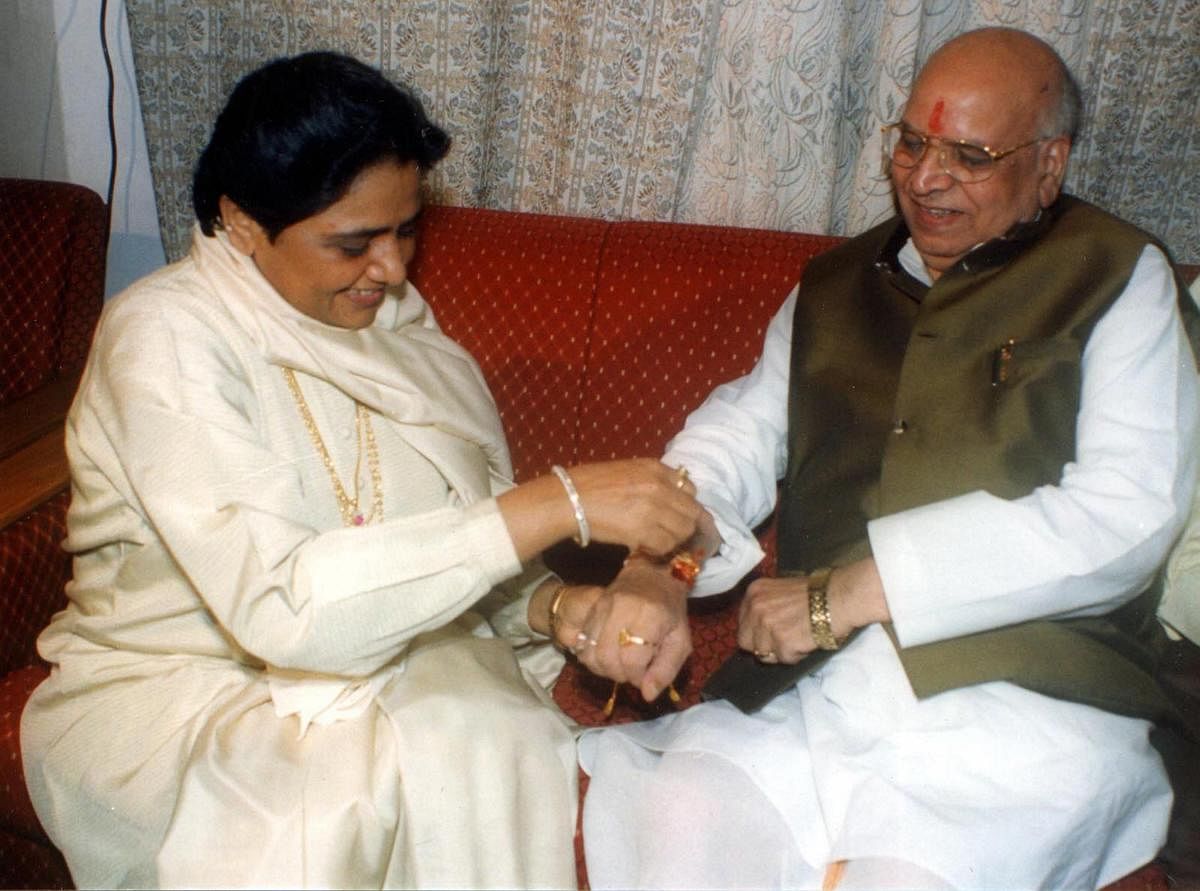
[881,122,1045,184]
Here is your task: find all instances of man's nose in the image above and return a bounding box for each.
[908,140,955,191]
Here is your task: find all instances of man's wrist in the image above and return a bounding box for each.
[619,553,692,601]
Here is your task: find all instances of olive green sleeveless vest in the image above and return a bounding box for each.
[775,195,1195,722]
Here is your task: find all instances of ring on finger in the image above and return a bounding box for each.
[754,649,778,663]
[618,628,649,647]
[674,466,689,489]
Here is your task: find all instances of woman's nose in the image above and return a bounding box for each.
[368,236,409,285]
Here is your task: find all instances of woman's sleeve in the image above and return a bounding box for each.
[76,296,525,677]
[871,245,1200,647]
[663,287,797,595]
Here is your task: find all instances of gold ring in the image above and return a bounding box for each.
[675,466,689,489]
[618,628,648,647]
[755,649,778,663]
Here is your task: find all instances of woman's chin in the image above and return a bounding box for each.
[335,290,386,327]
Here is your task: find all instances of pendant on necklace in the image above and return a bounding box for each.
[352,513,365,526]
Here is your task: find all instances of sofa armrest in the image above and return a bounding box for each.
[0,430,70,530]
[0,370,80,461]
[0,370,77,529]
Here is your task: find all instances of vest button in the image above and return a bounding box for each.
[892,419,908,434]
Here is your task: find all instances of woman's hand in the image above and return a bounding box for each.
[737,557,889,663]
[528,581,603,650]
[572,557,693,702]
[497,459,701,561]
[566,459,700,556]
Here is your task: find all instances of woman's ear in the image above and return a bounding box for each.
[217,195,265,256]
[1037,136,1071,209]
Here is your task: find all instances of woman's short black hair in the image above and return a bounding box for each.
[193,51,450,239]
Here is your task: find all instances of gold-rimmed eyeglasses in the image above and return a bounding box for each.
[881,122,1046,184]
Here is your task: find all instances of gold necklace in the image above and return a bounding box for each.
[282,367,383,526]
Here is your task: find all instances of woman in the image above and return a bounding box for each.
[20,51,699,889]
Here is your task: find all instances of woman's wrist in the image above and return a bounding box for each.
[550,465,590,546]
[497,472,588,563]
[527,578,565,636]
[546,582,571,653]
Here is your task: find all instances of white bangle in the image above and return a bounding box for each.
[551,464,590,547]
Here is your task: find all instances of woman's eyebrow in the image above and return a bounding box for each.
[329,208,425,240]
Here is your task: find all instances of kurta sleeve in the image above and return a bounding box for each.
[71,289,525,678]
[663,287,796,595]
[1159,272,1200,646]
[870,245,1200,647]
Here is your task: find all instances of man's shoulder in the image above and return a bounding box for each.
[1052,194,1159,245]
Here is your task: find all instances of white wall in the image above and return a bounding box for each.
[0,0,165,296]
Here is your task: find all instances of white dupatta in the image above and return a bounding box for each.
[192,227,517,732]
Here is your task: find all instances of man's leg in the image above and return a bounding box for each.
[583,738,822,889]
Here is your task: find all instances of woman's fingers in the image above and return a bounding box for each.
[568,459,702,553]
[639,623,692,701]
[573,562,690,694]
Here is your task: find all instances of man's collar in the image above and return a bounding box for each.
[875,198,1067,289]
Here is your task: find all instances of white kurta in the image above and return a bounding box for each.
[21,229,577,890]
[581,243,1199,890]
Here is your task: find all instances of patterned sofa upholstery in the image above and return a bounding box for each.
[0,201,1193,889]
[0,178,107,889]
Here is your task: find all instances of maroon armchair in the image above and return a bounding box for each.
[0,178,107,890]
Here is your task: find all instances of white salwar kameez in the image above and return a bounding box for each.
[580,243,1199,891]
[21,228,577,889]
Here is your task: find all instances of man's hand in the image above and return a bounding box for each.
[737,557,889,662]
[573,558,693,702]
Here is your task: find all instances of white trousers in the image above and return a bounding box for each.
[580,626,1170,891]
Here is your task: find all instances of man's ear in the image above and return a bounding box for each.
[217,195,265,256]
[1037,136,1071,208]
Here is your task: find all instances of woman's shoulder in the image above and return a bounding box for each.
[87,256,259,400]
[95,255,255,361]
[102,255,228,330]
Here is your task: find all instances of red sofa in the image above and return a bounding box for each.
[0,178,107,890]
[1,202,1194,889]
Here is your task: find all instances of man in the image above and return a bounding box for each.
[571,27,1200,890]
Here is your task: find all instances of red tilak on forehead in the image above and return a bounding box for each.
[928,99,945,133]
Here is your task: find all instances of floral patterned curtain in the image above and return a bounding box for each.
[125,0,1199,264]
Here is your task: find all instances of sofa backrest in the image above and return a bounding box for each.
[579,220,843,464]
[410,206,609,482]
[0,179,108,407]
[411,205,843,482]
[413,204,1200,494]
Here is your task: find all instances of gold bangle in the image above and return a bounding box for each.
[806,567,840,651]
[547,582,570,654]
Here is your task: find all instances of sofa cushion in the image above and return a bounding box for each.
[0,665,50,839]
[0,827,71,891]
[0,491,71,678]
